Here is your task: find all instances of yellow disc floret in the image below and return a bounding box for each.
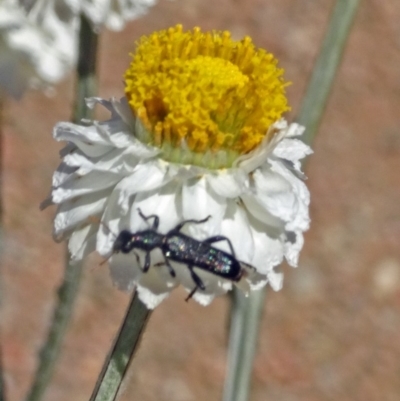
[124,24,290,168]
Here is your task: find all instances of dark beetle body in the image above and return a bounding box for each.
[112,210,243,299]
[165,233,242,279]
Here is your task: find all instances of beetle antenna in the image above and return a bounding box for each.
[99,253,113,266]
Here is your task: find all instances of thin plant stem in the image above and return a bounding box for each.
[222,1,361,401]
[0,349,5,401]
[74,14,98,124]
[298,0,362,145]
[24,260,83,401]
[0,98,3,221]
[222,290,266,401]
[0,97,5,401]
[25,14,98,401]
[89,292,151,401]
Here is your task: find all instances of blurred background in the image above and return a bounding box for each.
[2,0,400,400]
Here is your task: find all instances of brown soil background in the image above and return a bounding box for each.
[3,0,400,400]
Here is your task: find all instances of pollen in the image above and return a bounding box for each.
[124,25,290,168]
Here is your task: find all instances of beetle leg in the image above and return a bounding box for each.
[203,235,236,257]
[185,286,198,302]
[153,259,176,277]
[189,267,206,290]
[163,257,176,278]
[133,251,151,273]
[185,265,206,302]
[153,258,177,278]
[143,251,151,272]
[137,208,159,230]
[133,251,143,270]
[172,215,211,233]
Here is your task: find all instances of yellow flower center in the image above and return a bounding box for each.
[124,24,290,169]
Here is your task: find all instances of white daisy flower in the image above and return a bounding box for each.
[0,0,79,98]
[63,0,157,31]
[43,25,312,309]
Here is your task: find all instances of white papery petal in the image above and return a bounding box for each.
[191,293,214,306]
[219,200,254,264]
[267,269,284,291]
[51,162,78,187]
[68,224,97,262]
[54,123,113,157]
[109,252,142,291]
[285,122,305,137]
[121,141,160,161]
[206,169,247,198]
[181,177,226,239]
[269,160,310,232]
[63,151,93,169]
[95,121,133,149]
[249,216,284,275]
[54,190,108,239]
[251,232,284,276]
[52,170,122,203]
[85,148,137,175]
[251,168,298,224]
[273,138,312,165]
[131,181,181,233]
[109,249,177,309]
[54,122,108,145]
[235,119,288,173]
[96,187,130,256]
[112,96,136,126]
[117,161,168,213]
[283,231,304,267]
[136,286,170,309]
[241,193,285,230]
[64,0,157,31]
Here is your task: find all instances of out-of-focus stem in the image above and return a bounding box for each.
[298,0,362,144]
[74,14,98,124]
[25,14,98,401]
[24,261,83,401]
[0,96,6,401]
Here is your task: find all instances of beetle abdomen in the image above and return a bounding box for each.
[166,234,242,280]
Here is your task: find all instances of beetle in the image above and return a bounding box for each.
[112,209,244,300]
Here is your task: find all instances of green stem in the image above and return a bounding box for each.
[222,290,266,401]
[74,14,98,123]
[0,353,4,401]
[89,292,151,401]
[0,98,3,221]
[25,14,98,401]
[0,97,6,401]
[298,0,362,144]
[222,1,361,401]
[24,261,83,401]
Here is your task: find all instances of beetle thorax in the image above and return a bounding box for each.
[133,230,164,250]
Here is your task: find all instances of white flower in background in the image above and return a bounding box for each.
[43,25,312,309]
[0,0,79,98]
[64,0,157,31]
